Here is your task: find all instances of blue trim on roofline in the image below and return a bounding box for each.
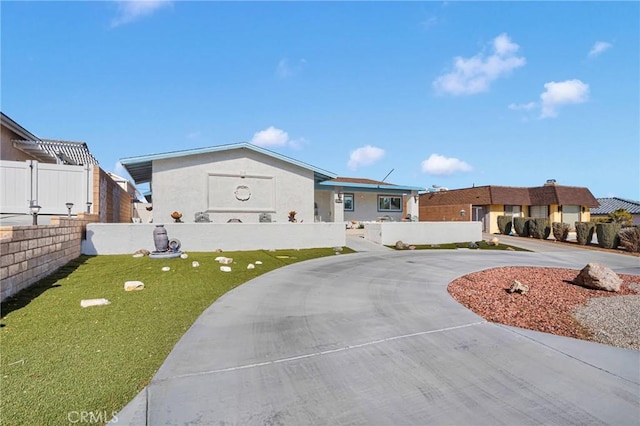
[316,181,424,192]
[120,142,337,184]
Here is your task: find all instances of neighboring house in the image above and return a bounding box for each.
[0,112,132,222]
[119,143,423,224]
[591,197,640,225]
[418,180,599,234]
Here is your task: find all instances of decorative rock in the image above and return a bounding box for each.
[255,261,263,265]
[192,261,200,268]
[220,266,232,272]
[332,247,343,252]
[80,298,111,308]
[216,257,233,264]
[574,263,622,292]
[162,266,170,272]
[491,237,500,246]
[180,253,189,259]
[408,245,416,250]
[395,240,406,250]
[132,253,144,258]
[124,281,145,291]
[507,280,529,294]
[134,249,150,256]
[506,247,515,251]
[216,248,223,253]
[247,264,255,270]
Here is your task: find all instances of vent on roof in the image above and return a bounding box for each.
[544,179,557,186]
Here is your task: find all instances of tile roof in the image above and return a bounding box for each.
[591,197,640,215]
[420,184,599,207]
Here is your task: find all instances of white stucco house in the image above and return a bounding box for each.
[119,143,423,225]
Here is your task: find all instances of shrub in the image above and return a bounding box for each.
[497,215,512,235]
[552,222,570,242]
[575,222,595,245]
[596,223,621,249]
[608,208,633,226]
[618,226,640,253]
[514,217,529,237]
[529,218,551,239]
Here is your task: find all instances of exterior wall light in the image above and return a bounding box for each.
[86,201,92,213]
[66,202,74,217]
[460,209,466,218]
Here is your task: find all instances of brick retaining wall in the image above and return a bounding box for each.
[0,214,99,302]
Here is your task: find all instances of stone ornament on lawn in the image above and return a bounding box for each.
[574,263,622,292]
[124,281,145,291]
[507,280,529,294]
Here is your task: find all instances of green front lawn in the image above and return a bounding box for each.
[1,248,351,425]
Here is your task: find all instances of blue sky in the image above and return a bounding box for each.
[2,1,639,200]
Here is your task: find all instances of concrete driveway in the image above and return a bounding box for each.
[117,242,640,425]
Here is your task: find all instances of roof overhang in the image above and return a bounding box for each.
[316,181,424,193]
[119,142,337,184]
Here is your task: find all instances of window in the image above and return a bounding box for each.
[343,193,354,211]
[378,195,402,212]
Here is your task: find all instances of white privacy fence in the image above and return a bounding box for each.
[364,221,483,246]
[0,160,93,215]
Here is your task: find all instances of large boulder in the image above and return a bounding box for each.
[574,263,622,292]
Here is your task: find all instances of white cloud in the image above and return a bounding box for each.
[347,145,385,170]
[276,58,306,79]
[508,102,537,111]
[421,154,472,176]
[588,41,612,58]
[251,126,290,147]
[433,33,526,95]
[540,79,589,118]
[111,0,171,28]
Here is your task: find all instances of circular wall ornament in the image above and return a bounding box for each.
[234,185,251,201]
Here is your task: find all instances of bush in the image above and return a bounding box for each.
[497,215,512,235]
[596,223,621,249]
[575,222,595,245]
[529,218,550,239]
[552,222,570,242]
[608,208,633,226]
[618,226,640,253]
[514,217,529,237]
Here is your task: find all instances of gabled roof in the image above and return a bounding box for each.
[12,139,99,166]
[119,142,336,184]
[420,184,599,207]
[318,176,423,192]
[1,112,39,141]
[591,197,640,215]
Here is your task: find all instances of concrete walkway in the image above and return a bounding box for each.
[116,239,640,425]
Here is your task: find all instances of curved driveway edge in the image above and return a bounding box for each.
[116,245,640,425]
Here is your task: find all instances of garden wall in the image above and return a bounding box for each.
[81,222,347,255]
[0,214,99,302]
[364,221,482,246]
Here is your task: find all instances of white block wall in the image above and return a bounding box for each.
[364,222,482,246]
[82,223,346,255]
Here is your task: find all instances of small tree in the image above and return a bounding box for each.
[514,217,529,237]
[529,218,550,239]
[575,222,595,245]
[552,222,570,242]
[497,216,512,235]
[596,223,621,249]
[608,208,633,226]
